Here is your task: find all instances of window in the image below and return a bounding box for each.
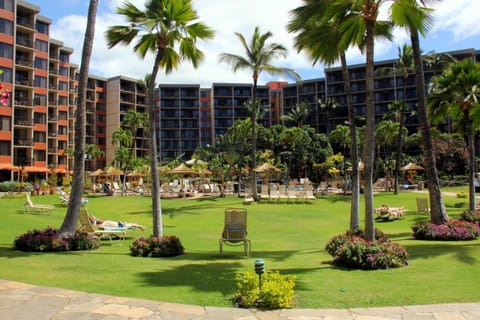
[34,76,47,88]
[59,52,69,63]
[34,94,46,106]
[59,66,68,76]
[33,131,45,143]
[0,141,10,155]
[0,18,13,35]
[0,116,10,130]
[0,0,13,12]
[0,67,11,83]
[35,21,49,35]
[58,81,68,91]
[34,39,48,52]
[34,58,47,70]
[0,42,12,58]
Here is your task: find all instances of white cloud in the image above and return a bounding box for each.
[50,0,479,87]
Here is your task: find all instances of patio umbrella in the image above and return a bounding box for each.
[168,163,198,192]
[255,163,281,197]
[89,169,103,177]
[400,162,424,171]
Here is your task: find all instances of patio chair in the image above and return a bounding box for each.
[59,190,88,206]
[416,198,430,216]
[219,208,251,256]
[78,208,129,245]
[24,193,54,215]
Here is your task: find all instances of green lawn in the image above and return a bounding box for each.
[0,190,479,309]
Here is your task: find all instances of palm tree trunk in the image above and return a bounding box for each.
[59,0,98,236]
[149,52,163,237]
[394,84,407,195]
[251,80,258,201]
[341,54,360,233]
[410,28,448,224]
[363,21,376,242]
[466,118,476,211]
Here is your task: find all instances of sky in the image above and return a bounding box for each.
[30,0,480,87]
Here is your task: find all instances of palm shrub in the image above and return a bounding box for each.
[13,227,100,252]
[130,235,184,257]
[412,221,479,240]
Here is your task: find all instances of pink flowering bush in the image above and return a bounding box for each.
[14,227,100,252]
[412,221,479,241]
[325,230,409,270]
[130,235,184,257]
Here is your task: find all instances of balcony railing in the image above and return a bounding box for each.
[14,119,33,126]
[14,139,33,146]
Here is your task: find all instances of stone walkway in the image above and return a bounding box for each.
[1,279,479,319]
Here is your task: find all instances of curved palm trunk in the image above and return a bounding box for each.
[149,52,163,237]
[465,117,476,211]
[363,20,376,242]
[393,84,407,194]
[341,54,360,232]
[251,80,258,201]
[410,29,448,224]
[59,0,98,236]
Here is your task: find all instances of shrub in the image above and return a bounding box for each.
[460,210,480,224]
[325,228,387,257]
[233,270,296,309]
[13,227,100,252]
[333,238,409,270]
[456,192,467,198]
[0,181,17,192]
[412,221,479,241]
[130,235,184,257]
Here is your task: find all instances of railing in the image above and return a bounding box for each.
[14,139,33,146]
[14,119,33,126]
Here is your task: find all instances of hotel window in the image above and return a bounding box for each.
[0,0,13,12]
[0,42,12,58]
[59,52,69,63]
[34,94,46,106]
[59,66,68,76]
[35,21,49,35]
[35,39,48,52]
[0,141,10,155]
[0,67,11,83]
[58,81,68,91]
[0,116,10,131]
[34,57,47,70]
[34,76,47,88]
[0,18,13,35]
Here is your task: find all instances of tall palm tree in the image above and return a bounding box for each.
[106,0,214,237]
[59,0,98,236]
[282,102,311,127]
[219,26,300,201]
[329,124,351,196]
[392,0,448,224]
[428,58,480,211]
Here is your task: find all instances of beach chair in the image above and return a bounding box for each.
[24,193,54,215]
[78,209,128,245]
[416,198,430,217]
[219,208,251,256]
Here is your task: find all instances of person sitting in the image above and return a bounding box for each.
[88,214,145,231]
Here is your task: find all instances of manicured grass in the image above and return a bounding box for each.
[0,191,479,308]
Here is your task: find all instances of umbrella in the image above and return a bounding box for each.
[401,162,424,171]
[168,163,197,175]
[89,169,103,177]
[255,162,281,173]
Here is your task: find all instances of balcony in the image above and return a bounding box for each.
[14,139,33,146]
[14,119,33,126]
[14,100,32,107]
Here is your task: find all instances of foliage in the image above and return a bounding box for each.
[0,181,19,192]
[13,227,100,252]
[233,270,296,309]
[332,238,409,270]
[325,228,386,256]
[412,221,479,241]
[456,192,467,198]
[130,235,184,257]
[460,210,480,224]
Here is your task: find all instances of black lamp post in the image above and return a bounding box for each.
[254,258,265,291]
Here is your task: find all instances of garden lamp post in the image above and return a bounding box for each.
[254,258,265,291]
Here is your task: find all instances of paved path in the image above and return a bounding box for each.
[1,280,479,320]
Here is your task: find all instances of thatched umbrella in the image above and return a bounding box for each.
[255,163,282,197]
[168,163,197,191]
[400,162,424,171]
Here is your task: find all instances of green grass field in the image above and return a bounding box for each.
[0,190,479,309]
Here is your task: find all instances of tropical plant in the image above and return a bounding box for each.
[219,26,300,201]
[59,0,99,236]
[106,0,214,237]
[282,102,311,127]
[428,58,480,211]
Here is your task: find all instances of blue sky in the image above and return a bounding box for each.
[30,0,480,87]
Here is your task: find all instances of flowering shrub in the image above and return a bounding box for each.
[0,79,10,106]
[460,210,480,224]
[234,270,296,309]
[333,239,409,270]
[13,227,100,252]
[325,228,387,256]
[130,235,184,257]
[412,221,479,241]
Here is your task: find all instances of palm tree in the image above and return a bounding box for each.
[59,0,98,236]
[428,58,480,211]
[106,0,214,237]
[329,124,351,196]
[282,102,311,127]
[392,0,448,224]
[219,26,300,201]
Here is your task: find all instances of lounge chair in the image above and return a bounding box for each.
[59,191,88,206]
[375,204,404,221]
[416,198,430,214]
[78,209,131,245]
[219,208,251,256]
[24,193,54,215]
